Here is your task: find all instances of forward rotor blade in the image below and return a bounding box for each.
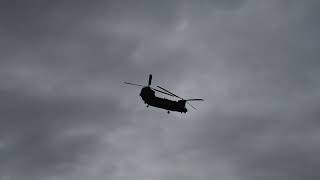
[187,102,197,110]
[124,82,144,87]
[156,86,184,100]
[148,74,152,86]
[186,98,204,101]
[151,88,176,97]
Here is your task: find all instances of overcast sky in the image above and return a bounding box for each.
[1,0,320,180]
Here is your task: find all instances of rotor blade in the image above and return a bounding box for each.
[151,88,176,97]
[124,82,144,87]
[156,86,184,100]
[148,74,152,86]
[186,98,204,101]
[187,102,197,110]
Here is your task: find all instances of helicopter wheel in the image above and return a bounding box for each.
[167,111,170,114]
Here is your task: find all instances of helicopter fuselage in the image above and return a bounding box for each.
[140,87,187,113]
[124,74,203,114]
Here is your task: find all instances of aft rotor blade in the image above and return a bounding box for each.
[156,86,184,100]
[124,82,144,87]
[151,88,176,97]
[187,102,197,110]
[186,98,204,101]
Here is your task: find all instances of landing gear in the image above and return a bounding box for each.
[167,111,170,114]
[146,105,149,108]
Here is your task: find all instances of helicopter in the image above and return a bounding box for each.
[124,74,203,114]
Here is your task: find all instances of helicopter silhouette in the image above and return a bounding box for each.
[124,74,203,114]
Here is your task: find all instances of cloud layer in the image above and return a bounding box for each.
[1,0,320,179]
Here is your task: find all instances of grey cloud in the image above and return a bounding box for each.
[1,0,320,180]
[0,88,126,179]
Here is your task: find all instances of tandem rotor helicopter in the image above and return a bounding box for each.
[124,74,203,114]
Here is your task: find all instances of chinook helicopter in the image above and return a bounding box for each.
[124,74,203,114]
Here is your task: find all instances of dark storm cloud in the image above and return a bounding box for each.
[0,1,159,179]
[1,0,320,180]
[0,88,124,179]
